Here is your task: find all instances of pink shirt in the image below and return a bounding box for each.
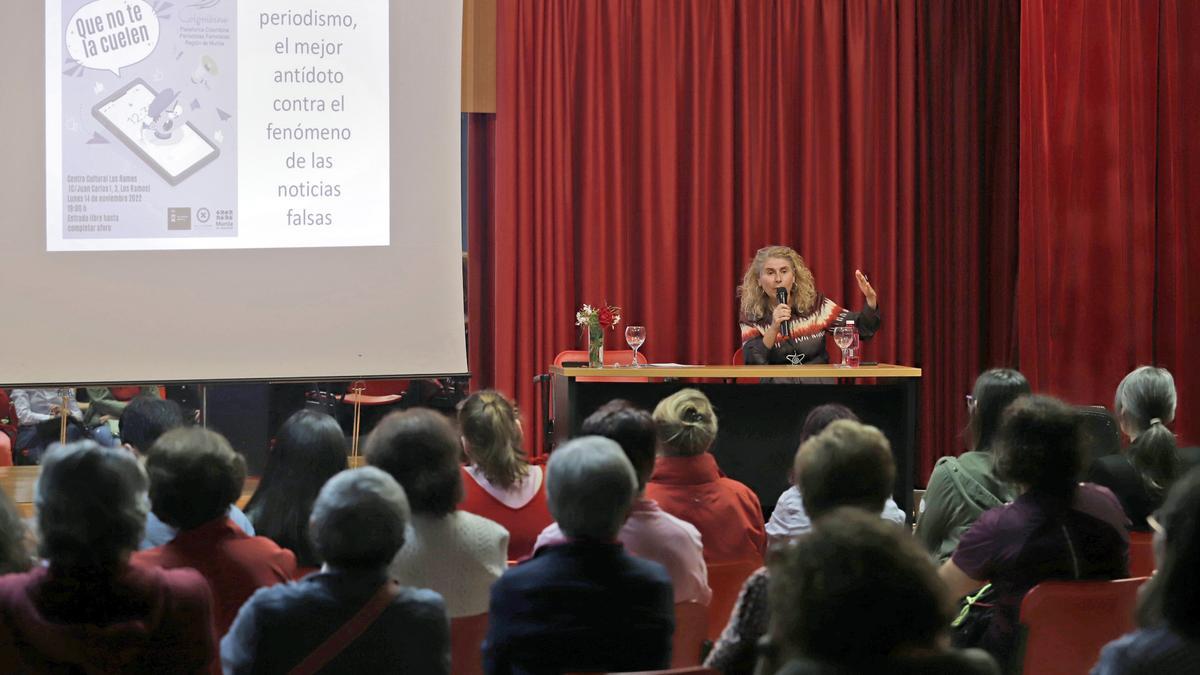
[533,498,712,605]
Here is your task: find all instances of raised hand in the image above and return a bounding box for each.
[855,269,878,309]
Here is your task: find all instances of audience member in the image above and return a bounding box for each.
[0,389,16,463]
[223,467,450,674]
[245,409,348,572]
[0,441,216,673]
[766,508,998,675]
[533,400,711,605]
[10,388,92,463]
[484,437,674,674]
[0,489,31,574]
[133,427,297,633]
[84,385,161,435]
[1094,467,1200,674]
[120,396,256,548]
[917,369,1028,562]
[457,390,553,559]
[939,396,1129,668]
[1088,366,1182,531]
[367,408,508,618]
[767,403,907,545]
[647,388,766,563]
[707,419,900,675]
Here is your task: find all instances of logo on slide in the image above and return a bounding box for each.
[168,207,192,230]
[196,207,211,223]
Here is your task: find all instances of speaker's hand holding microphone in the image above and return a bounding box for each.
[773,287,792,342]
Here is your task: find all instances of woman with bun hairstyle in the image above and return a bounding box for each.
[457,390,552,560]
[738,245,880,365]
[646,388,766,563]
[1088,366,1183,531]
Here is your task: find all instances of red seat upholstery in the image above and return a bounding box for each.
[1128,531,1155,578]
[450,612,490,675]
[341,379,409,406]
[703,559,761,642]
[1017,577,1149,675]
[670,602,708,668]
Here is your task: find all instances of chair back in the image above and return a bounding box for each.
[670,602,708,668]
[450,612,490,675]
[343,379,409,405]
[553,350,649,383]
[729,347,759,384]
[1017,577,1149,675]
[108,386,143,401]
[704,559,761,642]
[1128,531,1155,578]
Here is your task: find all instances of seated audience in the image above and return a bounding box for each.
[457,390,553,559]
[647,388,766,563]
[766,509,999,675]
[767,403,907,545]
[484,436,675,674]
[707,419,901,675]
[245,410,348,573]
[366,408,508,618]
[133,427,297,633]
[939,396,1129,668]
[223,467,450,674]
[916,369,1028,562]
[1094,467,1200,674]
[0,441,216,672]
[534,400,711,605]
[0,490,31,574]
[84,385,161,435]
[120,396,256,548]
[10,388,93,463]
[1088,366,1182,531]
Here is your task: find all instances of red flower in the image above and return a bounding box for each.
[598,306,617,328]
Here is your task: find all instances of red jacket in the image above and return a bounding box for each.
[645,453,767,564]
[133,517,297,634]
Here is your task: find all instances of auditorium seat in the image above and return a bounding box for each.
[704,559,761,642]
[340,379,409,406]
[1128,531,1155,578]
[1017,577,1149,675]
[450,612,490,675]
[671,602,708,668]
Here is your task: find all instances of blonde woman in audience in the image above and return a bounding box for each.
[367,408,508,618]
[0,441,216,672]
[647,388,766,563]
[457,390,552,560]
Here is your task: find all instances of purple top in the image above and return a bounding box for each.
[952,483,1130,661]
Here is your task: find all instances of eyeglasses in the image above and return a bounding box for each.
[1147,513,1164,535]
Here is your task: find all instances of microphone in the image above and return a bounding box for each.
[775,287,790,342]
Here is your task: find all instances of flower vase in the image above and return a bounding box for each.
[587,318,604,368]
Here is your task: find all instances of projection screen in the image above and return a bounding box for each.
[1,0,468,386]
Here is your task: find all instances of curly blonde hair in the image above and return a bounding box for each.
[737,245,817,322]
[653,388,719,456]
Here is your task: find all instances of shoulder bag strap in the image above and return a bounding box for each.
[288,580,400,675]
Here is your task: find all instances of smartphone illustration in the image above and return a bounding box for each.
[92,78,220,186]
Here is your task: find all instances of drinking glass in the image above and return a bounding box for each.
[831,326,854,368]
[625,325,646,367]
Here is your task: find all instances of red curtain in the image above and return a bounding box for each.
[1019,0,1198,446]
[470,0,1022,482]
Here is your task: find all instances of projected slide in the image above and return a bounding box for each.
[47,0,390,250]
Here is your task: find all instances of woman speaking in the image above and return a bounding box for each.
[738,245,880,365]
